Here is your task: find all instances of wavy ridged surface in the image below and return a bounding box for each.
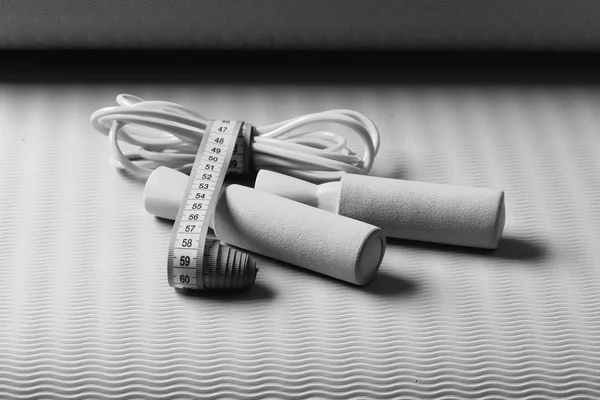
[1,84,600,399]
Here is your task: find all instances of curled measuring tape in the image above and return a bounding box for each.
[91,94,381,292]
[168,120,257,291]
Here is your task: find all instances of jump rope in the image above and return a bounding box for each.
[92,94,505,292]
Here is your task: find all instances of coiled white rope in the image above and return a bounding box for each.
[91,94,380,182]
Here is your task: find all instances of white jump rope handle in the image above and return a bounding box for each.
[144,167,385,285]
[255,170,505,249]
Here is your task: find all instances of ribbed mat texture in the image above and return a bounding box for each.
[1,84,600,398]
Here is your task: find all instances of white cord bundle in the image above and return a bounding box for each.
[91,94,380,182]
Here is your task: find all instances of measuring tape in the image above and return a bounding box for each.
[167,120,249,290]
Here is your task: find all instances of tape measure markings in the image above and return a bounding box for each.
[167,120,244,290]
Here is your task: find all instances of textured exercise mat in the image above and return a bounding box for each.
[1,83,600,398]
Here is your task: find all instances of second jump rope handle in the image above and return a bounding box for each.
[255,170,506,250]
[144,167,386,286]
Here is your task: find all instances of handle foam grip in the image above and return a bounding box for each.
[213,185,386,286]
[339,174,505,249]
